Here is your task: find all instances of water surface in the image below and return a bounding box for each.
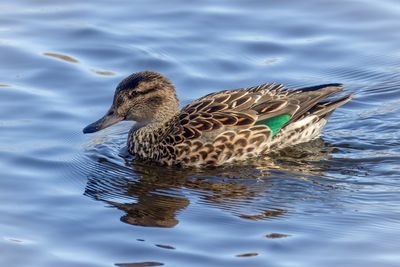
[1,0,400,266]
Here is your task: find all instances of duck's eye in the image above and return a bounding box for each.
[148,96,163,105]
[115,95,125,106]
[128,92,137,99]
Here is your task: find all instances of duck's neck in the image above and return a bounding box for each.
[127,110,179,160]
[127,90,180,159]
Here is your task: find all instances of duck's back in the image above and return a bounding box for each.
[134,83,351,167]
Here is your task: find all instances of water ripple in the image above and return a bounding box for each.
[1,0,400,266]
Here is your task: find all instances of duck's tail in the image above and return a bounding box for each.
[290,83,352,121]
[310,94,353,118]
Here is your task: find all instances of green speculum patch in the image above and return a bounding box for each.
[256,114,291,136]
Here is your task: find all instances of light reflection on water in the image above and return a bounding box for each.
[1,0,400,266]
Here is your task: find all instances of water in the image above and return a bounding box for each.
[1,0,400,266]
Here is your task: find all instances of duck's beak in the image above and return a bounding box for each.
[83,109,124,134]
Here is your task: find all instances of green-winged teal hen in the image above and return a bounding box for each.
[83,71,351,167]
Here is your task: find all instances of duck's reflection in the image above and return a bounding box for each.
[83,139,332,228]
[84,162,189,228]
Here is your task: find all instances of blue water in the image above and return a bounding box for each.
[1,0,400,266]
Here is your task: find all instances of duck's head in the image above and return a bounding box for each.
[83,71,179,134]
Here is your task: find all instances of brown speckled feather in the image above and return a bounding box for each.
[138,82,346,167]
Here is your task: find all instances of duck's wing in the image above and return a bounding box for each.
[165,82,349,142]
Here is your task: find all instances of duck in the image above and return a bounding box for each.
[83,71,352,167]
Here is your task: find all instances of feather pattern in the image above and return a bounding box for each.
[126,78,351,167]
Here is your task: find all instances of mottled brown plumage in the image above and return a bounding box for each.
[83,71,352,167]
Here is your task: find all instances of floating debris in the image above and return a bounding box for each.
[93,69,116,76]
[43,52,79,63]
[236,252,258,258]
[239,209,286,220]
[115,262,164,267]
[265,233,290,239]
[155,244,175,250]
